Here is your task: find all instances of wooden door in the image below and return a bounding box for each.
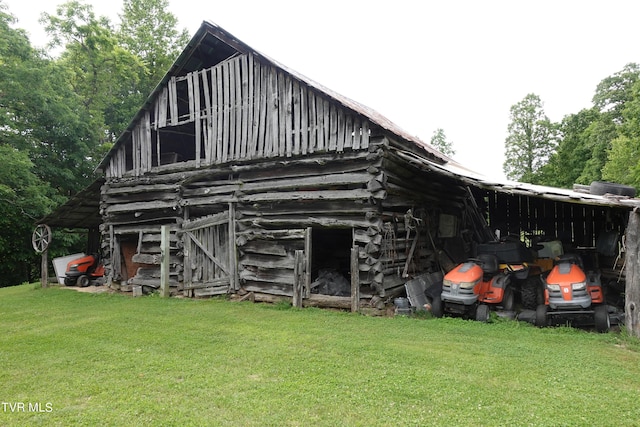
[182,204,237,297]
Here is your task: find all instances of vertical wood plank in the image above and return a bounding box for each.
[257,62,267,157]
[307,90,316,153]
[316,96,325,151]
[201,69,212,164]
[352,117,361,150]
[361,120,370,149]
[226,60,235,160]
[300,84,308,155]
[278,72,288,157]
[193,72,201,167]
[323,99,331,151]
[329,104,338,151]
[344,114,353,149]
[236,57,246,159]
[160,225,170,297]
[243,54,252,159]
[222,62,231,162]
[292,79,301,155]
[169,77,178,126]
[228,202,238,291]
[268,68,279,157]
[336,109,345,152]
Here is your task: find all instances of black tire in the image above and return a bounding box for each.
[589,181,636,198]
[535,304,548,327]
[594,305,610,333]
[476,304,490,323]
[78,275,90,287]
[501,286,515,311]
[521,278,542,310]
[63,277,76,287]
[431,296,444,318]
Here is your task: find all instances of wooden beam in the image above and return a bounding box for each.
[626,209,640,338]
[160,225,170,297]
[351,247,360,312]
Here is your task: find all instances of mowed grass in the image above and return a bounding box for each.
[1,284,640,426]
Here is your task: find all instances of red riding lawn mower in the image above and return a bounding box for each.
[430,251,530,322]
[535,253,610,332]
[63,253,105,287]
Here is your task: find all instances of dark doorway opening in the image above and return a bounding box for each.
[310,228,352,296]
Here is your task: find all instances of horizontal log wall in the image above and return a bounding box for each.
[107,53,371,178]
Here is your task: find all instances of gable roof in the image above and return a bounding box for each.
[97,20,449,172]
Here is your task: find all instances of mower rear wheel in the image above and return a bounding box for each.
[594,305,610,333]
[521,278,543,310]
[431,296,443,318]
[78,275,90,287]
[475,304,490,322]
[535,304,548,327]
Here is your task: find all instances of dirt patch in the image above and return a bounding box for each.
[58,285,115,294]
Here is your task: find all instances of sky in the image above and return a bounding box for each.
[4,0,640,179]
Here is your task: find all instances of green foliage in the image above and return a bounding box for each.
[429,128,456,157]
[118,0,189,88]
[2,285,640,425]
[535,64,640,191]
[537,108,600,187]
[503,94,557,182]
[0,147,53,286]
[41,1,145,143]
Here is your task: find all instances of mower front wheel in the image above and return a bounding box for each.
[475,304,490,323]
[535,304,548,327]
[594,305,610,333]
[78,275,90,287]
[63,277,76,287]
[431,296,443,318]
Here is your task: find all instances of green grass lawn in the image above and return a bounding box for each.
[1,284,639,426]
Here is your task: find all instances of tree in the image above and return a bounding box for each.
[537,108,600,188]
[602,79,640,187]
[118,0,189,88]
[42,1,145,142]
[0,146,53,286]
[592,63,640,121]
[503,94,556,182]
[429,128,456,157]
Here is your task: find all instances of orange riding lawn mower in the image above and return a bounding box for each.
[63,253,105,287]
[430,240,544,322]
[535,253,610,333]
[426,237,615,332]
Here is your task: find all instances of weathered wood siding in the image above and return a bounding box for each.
[106,53,370,178]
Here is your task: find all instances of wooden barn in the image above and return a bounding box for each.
[41,21,640,320]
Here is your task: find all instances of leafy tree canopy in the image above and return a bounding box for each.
[503,94,557,182]
[430,128,456,157]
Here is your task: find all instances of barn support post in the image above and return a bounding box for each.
[625,208,640,338]
[160,225,170,297]
[41,249,48,288]
[228,202,239,291]
[350,247,360,312]
[292,250,304,308]
[304,227,312,298]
